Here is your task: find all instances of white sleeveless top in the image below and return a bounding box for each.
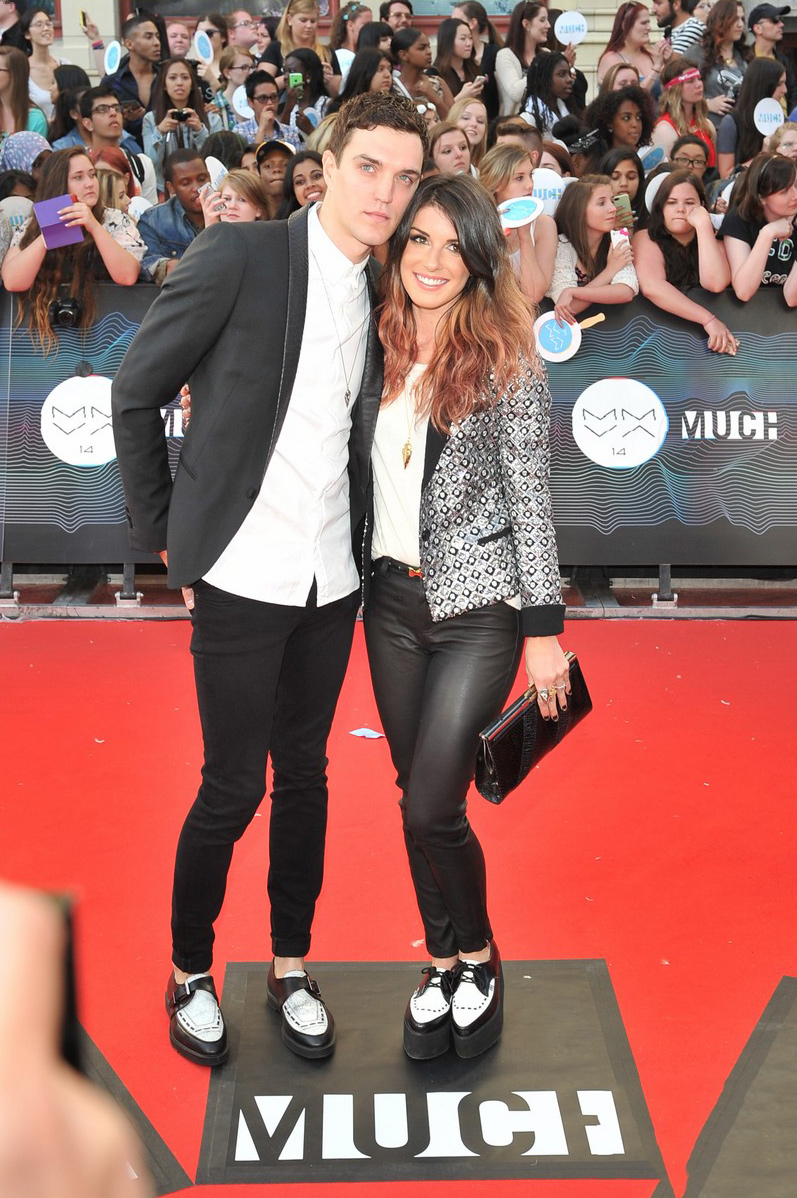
[371,362,429,569]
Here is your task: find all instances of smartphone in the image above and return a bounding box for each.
[79,9,88,31]
[612,192,634,226]
[610,228,630,248]
[288,71,303,89]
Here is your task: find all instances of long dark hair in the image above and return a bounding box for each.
[284,47,327,106]
[731,58,786,165]
[17,148,106,352]
[328,50,392,112]
[597,146,645,199]
[456,1,503,48]
[0,46,34,132]
[357,21,393,50]
[523,52,578,131]
[735,151,797,222]
[378,173,536,429]
[152,57,209,128]
[647,168,706,288]
[275,149,324,218]
[505,2,546,63]
[554,173,613,278]
[47,64,91,141]
[435,18,478,84]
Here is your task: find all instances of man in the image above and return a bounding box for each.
[749,3,797,111]
[494,119,542,164]
[651,0,707,56]
[379,0,413,32]
[0,0,25,51]
[101,14,161,144]
[234,70,303,147]
[227,8,258,50]
[112,94,427,1067]
[78,85,158,205]
[256,139,294,211]
[166,21,192,58]
[136,150,208,283]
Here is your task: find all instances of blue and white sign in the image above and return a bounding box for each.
[103,40,122,76]
[754,97,784,136]
[554,10,588,46]
[192,30,215,65]
[498,195,544,230]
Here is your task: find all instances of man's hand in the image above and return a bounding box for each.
[159,550,194,611]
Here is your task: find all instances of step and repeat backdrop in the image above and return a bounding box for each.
[1,284,795,568]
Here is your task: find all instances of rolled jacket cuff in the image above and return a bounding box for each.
[520,603,566,637]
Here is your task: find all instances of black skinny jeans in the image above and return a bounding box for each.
[364,563,523,958]
[171,578,359,973]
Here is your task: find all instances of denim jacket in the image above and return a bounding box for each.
[137,195,200,280]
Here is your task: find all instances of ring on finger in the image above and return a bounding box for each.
[539,688,551,702]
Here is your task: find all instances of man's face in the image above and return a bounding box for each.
[754,15,785,43]
[167,23,191,58]
[259,151,290,197]
[168,160,210,215]
[652,0,675,27]
[321,125,423,258]
[386,2,412,31]
[85,94,123,142]
[228,10,257,48]
[125,21,161,63]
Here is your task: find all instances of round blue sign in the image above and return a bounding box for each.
[537,318,574,355]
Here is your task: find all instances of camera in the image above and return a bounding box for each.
[171,109,190,121]
[48,294,82,329]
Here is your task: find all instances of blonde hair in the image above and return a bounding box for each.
[768,120,797,153]
[307,111,338,153]
[219,167,270,218]
[276,0,333,65]
[218,45,255,85]
[447,94,488,167]
[478,143,533,201]
[96,168,127,211]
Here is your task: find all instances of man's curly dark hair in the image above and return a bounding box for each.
[328,91,430,161]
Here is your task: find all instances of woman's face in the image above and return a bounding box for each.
[370,56,394,93]
[551,60,574,100]
[776,130,797,159]
[453,24,474,60]
[497,156,535,202]
[693,0,713,19]
[612,66,640,90]
[26,11,54,48]
[523,8,550,46]
[197,21,225,50]
[285,56,310,89]
[773,73,787,103]
[254,21,271,53]
[432,129,471,173]
[68,154,99,207]
[730,5,745,41]
[405,34,433,69]
[611,99,643,147]
[241,149,259,174]
[681,72,704,103]
[762,179,797,221]
[227,56,254,87]
[585,183,617,234]
[610,158,640,200]
[165,62,193,105]
[539,149,564,174]
[661,180,701,236]
[400,202,471,315]
[288,8,318,46]
[672,143,708,174]
[219,184,263,221]
[292,159,326,205]
[456,101,487,147]
[629,9,651,47]
[378,33,393,52]
[350,10,372,42]
[167,23,191,58]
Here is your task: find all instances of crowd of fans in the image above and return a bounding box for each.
[1,0,796,354]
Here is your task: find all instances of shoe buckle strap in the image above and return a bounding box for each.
[169,974,217,1013]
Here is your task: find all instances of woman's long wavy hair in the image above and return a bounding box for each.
[434,18,478,84]
[554,173,612,279]
[658,57,715,147]
[329,2,371,51]
[378,173,537,431]
[599,1,647,64]
[504,2,546,63]
[702,0,751,72]
[646,168,706,288]
[0,46,35,133]
[17,148,105,353]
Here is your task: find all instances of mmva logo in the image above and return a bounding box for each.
[233,1089,625,1164]
[681,410,778,440]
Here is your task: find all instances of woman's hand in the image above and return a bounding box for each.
[606,237,633,274]
[703,316,739,354]
[80,13,101,42]
[58,201,100,234]
[184,107,203,131]
[199,186,224,224]
[321,59,334,89]
[197,62,221,91]
[686,205,713,232]
[563,42,577,67]
[765,217,795,241]
[554,287,578,325]
[459,78,484,99]
[524,637,571,722]
[158,112,180,133]
[651,38,672,70]
[707,93,733,116]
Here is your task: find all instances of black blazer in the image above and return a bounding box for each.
[111,206,384,589]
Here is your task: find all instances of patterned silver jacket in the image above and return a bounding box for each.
[365,358,565,637]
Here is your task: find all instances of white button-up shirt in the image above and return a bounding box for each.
[203,204,369,605]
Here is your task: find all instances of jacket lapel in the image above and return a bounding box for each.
[349,260,384,496]
[265,206,310,470]
[423,422,448,489]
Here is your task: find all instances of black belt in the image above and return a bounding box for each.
[373,556,424,579]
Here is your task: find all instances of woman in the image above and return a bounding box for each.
[653,58,716,168]
[144,59,220,195]
[195,12,229,94]
[94,145,137,216]
[633,169,737,351]
[213,46,256,132]
[495,2,550,116]
[1,147,145,352]
[429,122,471,174]
[716,58,785,180]
[523,51,579,134]
[47,66,90,147]
[769,121,797,160]
[719,151,797,303]
[434,18,483,101]
[275,148,326,217]
[201,130,247,172]
[670,133,711,177]
[0,129,50,177]
[327,50,394,114]
[598,146,645,226]
[596,2,672,92]
[540,138,574,174]
[357,21,394,54]
[547,173,639,324]
[281,48,331,132]
[20,7,69,123]
[0,46,47,139]
[366,172,568,1061]
[199,167,270,224]
[583,84,655,157]
[329,2,372,81]
[261,0,341,98]
[685,0,749,127]
[599,62,642,94]
[451,1,503,120]
[449,93,488,168]
[479,141,557,301]
[392,29,454,120]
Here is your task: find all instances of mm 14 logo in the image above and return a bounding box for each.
[233,1088,626,1164]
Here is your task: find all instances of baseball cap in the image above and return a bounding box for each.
[748,4,790,29]
[255,139,296,166]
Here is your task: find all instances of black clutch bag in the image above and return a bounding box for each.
[475,652,592,804]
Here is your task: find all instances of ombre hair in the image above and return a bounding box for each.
[378,173,538,431]
[0,46,38,134]
[478,142,533,200]
[219,167,270,217]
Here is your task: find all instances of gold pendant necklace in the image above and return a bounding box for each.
[402,380,415,468]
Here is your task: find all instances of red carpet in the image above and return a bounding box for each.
[1,617,794,1196]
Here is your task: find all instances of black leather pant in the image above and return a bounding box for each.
[364,563,522,958]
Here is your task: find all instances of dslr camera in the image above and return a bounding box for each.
[171,109,190,121]
[48,292,82,329]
